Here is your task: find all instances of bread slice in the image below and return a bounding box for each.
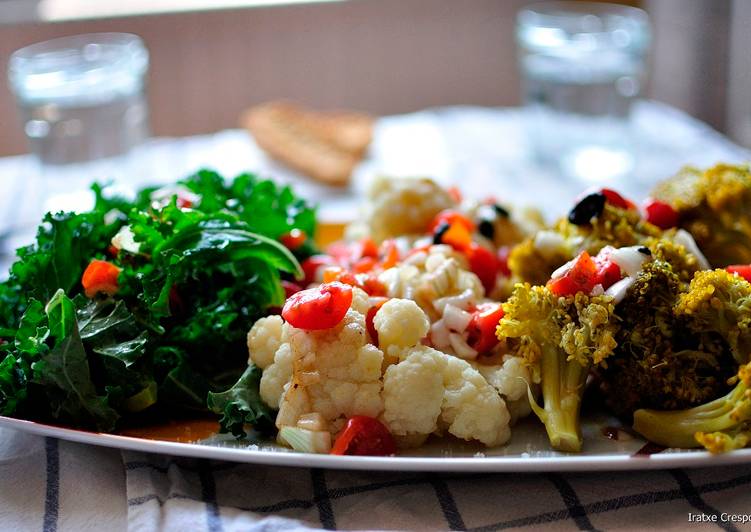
[242,101,373,186]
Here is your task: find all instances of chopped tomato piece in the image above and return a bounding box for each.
[322,266,346,284]
[643,199,679,229]
[366,298,389,345]
[429,210,475,234]
[497,246,512,277]
[727,265,751,283]
[280,229,307,251]
[441,222,473,251]
[467,243,498,294]
[301,255,336,285]
[323,268,386,296]
[379,240,400,269]
[107,244,119,258]
[593,257,622,290]
[547,251,599,297]
[330,415,396,456]
[447,186,463,203]
[356,238,379,260]
[352,256,378,273]
[325,241,351,263]
[176,196,194,209]
[81,260,121,298]
[281,280,303,298]
[600,188,636,210]
[282,282,353,330]
[467,302,504,354]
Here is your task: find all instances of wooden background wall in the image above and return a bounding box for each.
[0,0,527,156]
[0,0,743,157]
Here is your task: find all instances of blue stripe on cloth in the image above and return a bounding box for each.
[198,461,223,532]
[669,470,739,532]
[311,469,336,530]
[43,437,59,532]
[429,475,466,531]
[546,473,600,531]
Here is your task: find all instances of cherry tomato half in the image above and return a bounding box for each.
[281,280,303,299]
[643,199,679,230]
[301,255,337,285]
[467,243,498,295]
[548,251,599,297]
[366,298,389,346]
[282,282,353,330]
[497,246,512,277]
[727,265,751,283]
[280,229,307,251]
[82,260,121,298]
[330,415,396,456]
[600,188,636,210]
[467,302,505,354]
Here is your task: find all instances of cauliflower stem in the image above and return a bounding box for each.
[633,361,751,451]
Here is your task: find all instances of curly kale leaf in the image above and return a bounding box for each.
[207,365,276,438]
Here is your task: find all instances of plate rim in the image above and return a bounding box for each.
[2,415,751,473]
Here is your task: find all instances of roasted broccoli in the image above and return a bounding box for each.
[651,163,751,267]
[633,361,751,451]
[675,269,751,366]
[600,260,735,415]
[497,283,618,451]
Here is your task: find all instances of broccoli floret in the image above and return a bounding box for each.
[642,236,702,284]
[633,361,751,451]
[652,164,751,267]
[600,260,735,415]
[675,269,751,366]
[497,284,618,451]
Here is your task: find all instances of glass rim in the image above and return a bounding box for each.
[517,1,650,29]
[7,32,148,93]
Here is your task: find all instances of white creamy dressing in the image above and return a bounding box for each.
[673,229,711,270]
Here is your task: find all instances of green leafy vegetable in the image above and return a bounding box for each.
[207,365,275,437]
[0,169,316,433]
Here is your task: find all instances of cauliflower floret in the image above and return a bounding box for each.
[383,346,511,447]
[259,343,294,409]
[475,355,534,424]
[273,306,384,433]
[350,286,371,315]
[374,299,430,365]
[381,347,445,437]
[247,315,284,369]
[359,176,456,243]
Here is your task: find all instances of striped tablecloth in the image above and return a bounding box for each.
[2,427,751,531]
[1,102,751,531]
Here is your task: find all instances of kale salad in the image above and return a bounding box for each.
[0,170,315,435]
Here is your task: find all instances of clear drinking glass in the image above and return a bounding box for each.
[7,33,149,166]
[516,2,651,183]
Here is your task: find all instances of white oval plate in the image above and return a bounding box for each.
[2,414,750,472]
